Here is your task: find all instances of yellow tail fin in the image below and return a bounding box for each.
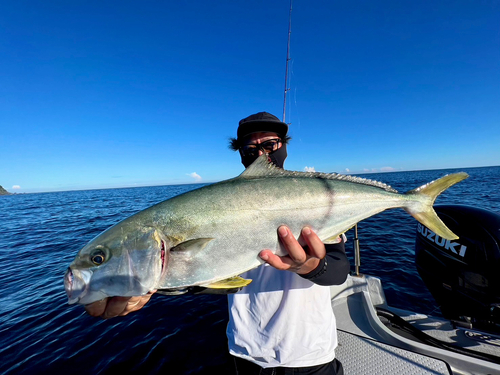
[405,172,468,240]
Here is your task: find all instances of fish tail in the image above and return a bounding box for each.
[404,172,468,240]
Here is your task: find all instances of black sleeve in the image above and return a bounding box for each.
[299,237,350,286]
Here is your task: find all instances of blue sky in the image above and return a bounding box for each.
[1,1,499,193]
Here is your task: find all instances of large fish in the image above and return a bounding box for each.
[64,156,468,305]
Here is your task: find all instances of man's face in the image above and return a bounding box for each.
[239,132,282,163]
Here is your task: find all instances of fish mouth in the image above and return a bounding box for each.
[64,267,73,293]
[64,267,92,304]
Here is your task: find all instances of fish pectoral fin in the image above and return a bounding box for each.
[170,238,214,257]
[201,276,252,289]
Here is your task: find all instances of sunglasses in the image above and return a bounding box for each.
[240,139,282,158]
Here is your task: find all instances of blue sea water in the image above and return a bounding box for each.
[0,166,499,374]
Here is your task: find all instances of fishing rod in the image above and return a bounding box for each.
[280,1,362,271]
[282,0,292,123]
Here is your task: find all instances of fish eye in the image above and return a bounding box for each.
[91,250,106,265]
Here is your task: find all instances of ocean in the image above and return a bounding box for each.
[1,166,499,374]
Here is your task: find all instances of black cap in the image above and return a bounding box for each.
[237,112,288,140]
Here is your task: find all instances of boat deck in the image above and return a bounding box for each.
[336,329,451,374]
[331,275,500,375]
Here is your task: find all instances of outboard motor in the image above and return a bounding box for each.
[415,205,500,333]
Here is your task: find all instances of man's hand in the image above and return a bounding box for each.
[84,290,156,319]
[259,226,325,275]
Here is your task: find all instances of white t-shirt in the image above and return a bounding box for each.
[226,264,337,368]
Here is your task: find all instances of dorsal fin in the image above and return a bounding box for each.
[239,155,284,178]
[239,155,398,193]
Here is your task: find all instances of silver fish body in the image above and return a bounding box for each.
[64,156,468,305]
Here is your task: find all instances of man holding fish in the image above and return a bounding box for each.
[77,111,465,374]
[85,112,350,374]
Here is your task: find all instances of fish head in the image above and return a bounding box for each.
[64,223,169,305]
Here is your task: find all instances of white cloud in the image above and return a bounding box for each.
[363,169,370,172]
[380,167,396,172]
[345,168,350,173]
[12,185,21,190]
[187,172,202,182]
[304,166,316,172]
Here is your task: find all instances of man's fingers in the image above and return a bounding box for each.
[301,227,326,259]
[84,298,108,317]
[120,292,156,316]
[278,226,307,263]
[119,296,143,315]
[259,250,292,270]
[102,297,132,319]
[84,291,156,319]
[261,226,328,274]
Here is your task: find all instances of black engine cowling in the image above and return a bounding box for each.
[415,205,500,331]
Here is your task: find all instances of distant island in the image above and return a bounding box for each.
[0,185,12,195]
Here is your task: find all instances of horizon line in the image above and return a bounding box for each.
[4,164,499,195]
